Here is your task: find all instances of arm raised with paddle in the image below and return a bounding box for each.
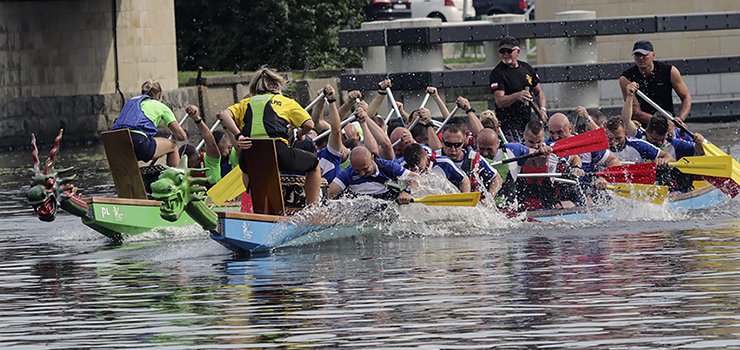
[636,89,740,197]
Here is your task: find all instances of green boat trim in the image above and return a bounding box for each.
[81,197,196,242]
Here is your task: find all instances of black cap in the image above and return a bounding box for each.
[498,36,520,50]
[632,40,654,55]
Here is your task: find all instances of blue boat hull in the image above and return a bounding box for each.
[528,184,728,222]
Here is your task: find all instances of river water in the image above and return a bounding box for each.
[2,122,740,349]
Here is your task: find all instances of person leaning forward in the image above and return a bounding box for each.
[218,67,322,207]
[112,80,187,167]
[489,36,547,143]
[619,40,692,125]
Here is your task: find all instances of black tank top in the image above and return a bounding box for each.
[621,60,675,116]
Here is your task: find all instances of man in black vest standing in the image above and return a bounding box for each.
[619,40,692,125]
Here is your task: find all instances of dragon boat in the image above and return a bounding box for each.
[526,181,729,222]
[27,129,204,242]
[27,130,737,252]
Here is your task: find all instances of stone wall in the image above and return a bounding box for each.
[0,0,179,148]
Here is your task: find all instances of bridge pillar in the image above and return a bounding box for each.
[554,10,599,111]
[361,18,446,119]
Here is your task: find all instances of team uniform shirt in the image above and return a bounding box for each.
[332,158,411,198]
[437,148,499,191]
[228,94,310,145]
[487,142,530,180]
[318,143,344,183]
[203,146,239,184]
[113,95,177,137]
[399,153,466,187]
[611,136,661,163]
[489,60,541,133]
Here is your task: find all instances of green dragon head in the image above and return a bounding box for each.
[150,155,211,222]
[27,130,88,221]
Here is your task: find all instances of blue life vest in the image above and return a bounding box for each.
[112,95,159,137]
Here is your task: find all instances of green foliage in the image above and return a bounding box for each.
[175,0,366,71]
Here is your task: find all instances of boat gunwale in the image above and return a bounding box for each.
[217,211,288,223]
[84,197,163,207]
[526,184,720,219]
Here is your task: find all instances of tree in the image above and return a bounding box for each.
[175,0,366,71]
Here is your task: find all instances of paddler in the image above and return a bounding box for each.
[438,124,502,201]
[605,115,674,167]
[619,83,705,192]
[111,79,187,167]
[401,142,471,193]
[316,85,379,183]
[517,120,586,210]
[547,113,621,189]
[327,146,420,204]
[476,128,542,209]
[218,67,322,207]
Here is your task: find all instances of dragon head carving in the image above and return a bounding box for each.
[27,130,88,221]
[150,155,213,224]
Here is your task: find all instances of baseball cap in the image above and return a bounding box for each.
[632,40,654,55]
[498,36,520,50]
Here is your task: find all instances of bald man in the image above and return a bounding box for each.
[547,113,621,190]
[327,146,419,204]
[389,127,414,160]
[477,128,537,208]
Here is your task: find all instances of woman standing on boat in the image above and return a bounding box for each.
[112,80,187,167]
[218,67,322,206]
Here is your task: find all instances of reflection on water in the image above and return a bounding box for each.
[1,125,740,347]
[3,214,740,348]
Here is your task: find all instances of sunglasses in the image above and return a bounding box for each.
[443,141,464,148]
[499,48,514,54]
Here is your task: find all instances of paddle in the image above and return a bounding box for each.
[434,106,460,134]
[406,92,431,132]
[385,87,404,124]
[313,97,362,144]
[546,176,668,204]
[489,128,609,167]
[195,119,222,152]
[607,183,669,205]
[585,156,731,185]
[636,90,740,196]
[669,155,734,178]
[409,192,480,207]
[595,162,656,184]
[207,166,244,205]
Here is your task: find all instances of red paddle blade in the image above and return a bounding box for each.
[552,128,609,157]
[703,175,740,198]
[597,162,657,184]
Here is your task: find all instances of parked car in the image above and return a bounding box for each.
[411,0,476,22]
[473,0,531,17]
[362,0,412,21]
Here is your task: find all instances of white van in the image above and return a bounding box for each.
[410,0,476,22]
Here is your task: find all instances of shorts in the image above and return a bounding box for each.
[239,141,319,175]
[129,131,157,162]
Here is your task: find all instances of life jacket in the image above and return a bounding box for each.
[461,150,483,190]
[112,95,159,137]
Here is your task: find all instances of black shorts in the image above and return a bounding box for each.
[129,131,157,162]
[239,141,319,175]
